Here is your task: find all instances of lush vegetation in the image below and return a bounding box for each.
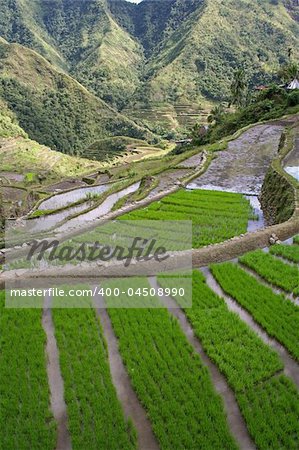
[0,134,103,182]
[82,136,154,162]
[105,278,237,449]
[52,302,136,450]
[0,292,56,450]
[294,235,299,244]
[211,263,299,361]
[0,41,151,156]
[270,243,299,263]
[196,86,299,145]
[0,0,298,111]
[144,0,299,105]
[240,249,299,295]
[158,271,299,449]
[121,189,255,247]
[0,111,27,138]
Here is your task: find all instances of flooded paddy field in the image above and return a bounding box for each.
[188,124,284,195]
[38,183,110,210]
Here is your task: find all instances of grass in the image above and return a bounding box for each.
[240,250,299,295]
[0,112,27,138]
[237,375,299,450]
[270,244,299,263]
[0,137,103,183]
[211,263,299,362]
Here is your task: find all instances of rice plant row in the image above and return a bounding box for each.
[158,271,299,449]
[0,292,56,450]
[105,278,238,450]
[211,263,299,361]
[52,304,136,450]
[158,271,282,390]
[240,250,299,295]
[121,189,254,247]
[270,243,299,263]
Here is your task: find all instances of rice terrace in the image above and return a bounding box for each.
[0,0,299,449]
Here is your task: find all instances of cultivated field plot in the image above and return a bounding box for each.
[0,292,56,450]
[105,278,237,450]
[121,189,255,247]
[158,271,299,450]
[211,263,299,361]
[240,250,299,295]
[270,243,299,263]
[52,302,136,450]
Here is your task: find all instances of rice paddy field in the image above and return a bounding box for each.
[120,189,256,247]
[1,177,299,449]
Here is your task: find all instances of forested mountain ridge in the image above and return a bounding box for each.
[0,0,298,117]
[0,39,153,155]
[135,0,299,104]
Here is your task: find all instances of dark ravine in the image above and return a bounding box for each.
[42,296,72,450]
[148,277,255,450]
[202,267,299,389]
[95,307,159,450]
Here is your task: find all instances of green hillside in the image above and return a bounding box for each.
[0,0,144,109]
[144,0,299,104]
[0,39,152,155]
[1,0,298,111]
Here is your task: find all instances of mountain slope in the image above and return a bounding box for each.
[144,0,299,103]
[0,0,67,69]
[0,39,152,155]
[0,0,144,109]
[0,0,298,129]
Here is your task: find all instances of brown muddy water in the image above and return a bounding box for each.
[188,124,284,194]
[57,181,140,232]
[38,183,110,210]
[28,182,140,233]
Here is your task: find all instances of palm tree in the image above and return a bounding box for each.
[230,68,247,108]
[207,104,224,125]
[278,62,299,84]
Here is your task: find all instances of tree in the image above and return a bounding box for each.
[230,68,248,108]
[207,104,224,125]
[278,62,299,83]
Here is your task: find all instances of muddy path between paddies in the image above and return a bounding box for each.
[188,124,284,195]
[202,267,299,389]
[42,296,71,450]
[148,277,255,450]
